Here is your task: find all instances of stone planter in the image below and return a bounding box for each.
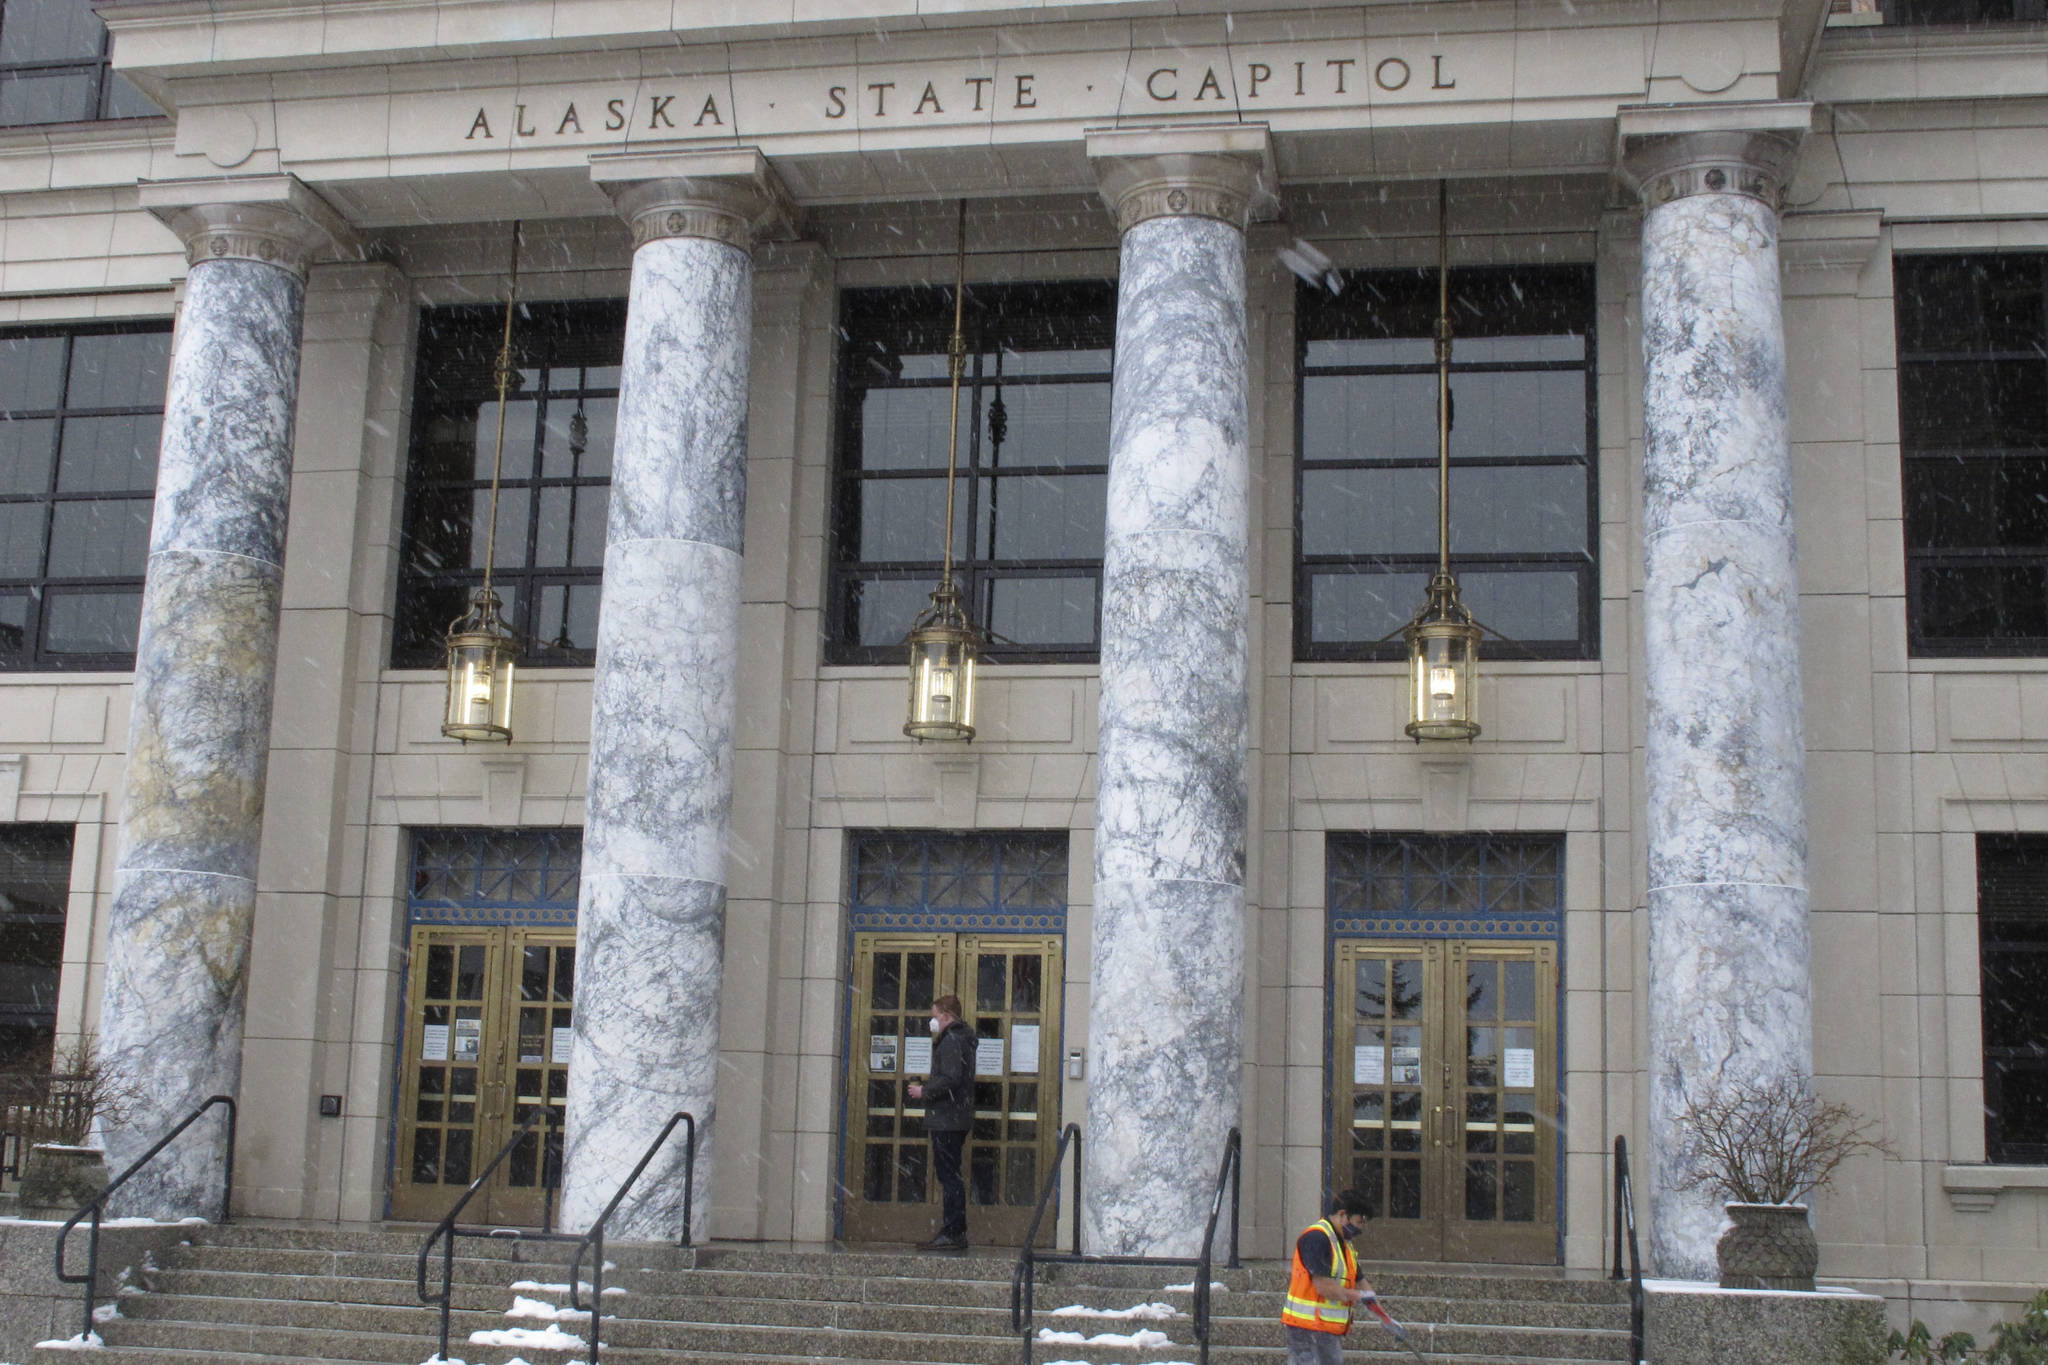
[1716,1201,1818,1291]
[17,1145,108,1220]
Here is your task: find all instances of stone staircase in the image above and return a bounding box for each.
[28,1222,1637,1365]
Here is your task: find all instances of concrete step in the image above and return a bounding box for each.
[60,1227,1640,1365]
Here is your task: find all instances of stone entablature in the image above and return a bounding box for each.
[101,6,1784,222]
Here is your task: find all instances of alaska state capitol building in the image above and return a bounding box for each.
[0,0,2044,1339]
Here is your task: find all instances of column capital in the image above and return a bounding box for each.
[1085,123,1275,235]
[590,147,796,251]
[1616,101,1813,211]
[138,175,356,280]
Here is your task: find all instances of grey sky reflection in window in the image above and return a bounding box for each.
[829,281,1113,664]
[1295,265,1597,662]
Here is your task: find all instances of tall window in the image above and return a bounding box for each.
[1296,266,1597,661]
[392,301,623,668]
[1978,835,2048,1163]
[828,282,1114,664]
[0,0,158,126]
[0,825,68,1070]
[0,324,171,670]
[1897,254,2048,655]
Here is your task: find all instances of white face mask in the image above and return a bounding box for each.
[929,1016,943,1035]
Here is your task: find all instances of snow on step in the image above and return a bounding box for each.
[1049,1302,1180,1320]
[1035,1326,1179,1349]
[466,1322,587,1351]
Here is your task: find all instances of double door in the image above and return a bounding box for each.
[1332,938,1558,1263]
[390,926,574,1225]
[842,932,1063,1245]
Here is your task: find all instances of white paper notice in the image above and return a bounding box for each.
[1353,1045,1385,1086]
[452,1017,482,1062]
[976,1037,1005,1077]
[1504,1048,1536,1089]
[1011,1024,1041,1074]
[905,1036,933,1074]
[421,1024,450,1062]
[1392,1045,1421,1085]
[870,1034,899,1073]
[551,1027,574,1064]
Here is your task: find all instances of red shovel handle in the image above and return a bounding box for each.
[1365,1298,1409,1340]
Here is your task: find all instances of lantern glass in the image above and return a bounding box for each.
[442,591,518,742]
[1404,618,1481,741]
[905,620,978,741]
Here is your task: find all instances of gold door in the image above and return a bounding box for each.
[1333,938,1558,1264]
[391,926,573,1225]
[842,932,1064,1246]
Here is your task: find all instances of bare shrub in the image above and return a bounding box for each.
[23,1034,141,1148]
[1675,1073,1897,1206]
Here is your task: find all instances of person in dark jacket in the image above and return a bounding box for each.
[906,992,976,1251]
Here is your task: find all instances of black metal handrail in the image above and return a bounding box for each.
[415,1106,560,1364]
[1009,1126,1243,1365]
[567,1110,696,1365]
[1612,1135,1645,1364]
[55,1094,236,1343]
[1190,1127,1244,1365]
[1009,1121,1082,1362]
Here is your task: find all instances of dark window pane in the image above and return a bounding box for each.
[1466,1160,1499,1220]
[1298,265,1595,659]
[978,473,1105,559]
[981,382,1111,468]
[847,575,935,649]
[0,68,94,124]
[1978,835,2048,1159]
[864,1144,893,1201]
[442,1128,473,1185]
[986,576,1096,647]
[394,301,621,668]
[1503,1162,1537,1221]
[896,1144,927,1202]
[0,336,64,410]
[1,0,103,62]
[1302,372,1437,464]
[1302,467,1436,557]
[0,593,25,658]
[855,476,962,564]
[99,71,157,119]
[46,498,149,576]
[1308,571,1429,646]
[411,1129,441,1183]
[0,501,44,576]
[1389,1159,1424,1218]
[0,325,169,669]
[65,332,170,410]
[55,414,159,492]
[40,588,138,654]
[1898,256,2048,655]
[858,387,958,471]
[831,281,1113,661]
[1303,466,1593,561]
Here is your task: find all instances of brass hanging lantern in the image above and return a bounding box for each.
[1403,182,1482,742]
[442,222,524,743]
[904,200,984,742]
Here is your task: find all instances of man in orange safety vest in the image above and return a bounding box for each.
[1280,1190,1380,1364]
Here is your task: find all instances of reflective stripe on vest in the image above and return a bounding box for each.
[1280,1217,1358,1334]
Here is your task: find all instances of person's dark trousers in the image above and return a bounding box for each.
[931,1129,968,1239]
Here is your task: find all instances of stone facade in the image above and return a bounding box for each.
[0,0,2039,1342]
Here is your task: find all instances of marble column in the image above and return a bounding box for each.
[98,193,336,1215]
[560,154,785,1241]
[1623,109,1816,1280]
[1083,132,1264,1257]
